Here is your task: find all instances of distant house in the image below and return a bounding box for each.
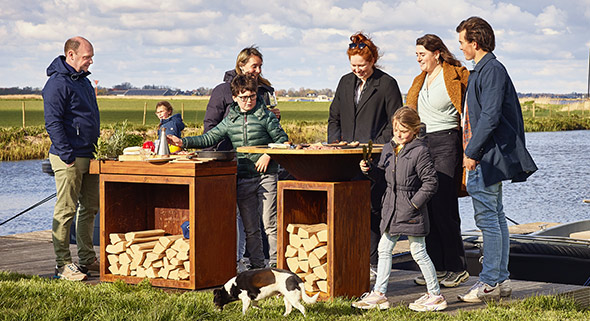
[122,89,178,96]
[315,95,331,102]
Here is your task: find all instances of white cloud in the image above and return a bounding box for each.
[0,0,588,93]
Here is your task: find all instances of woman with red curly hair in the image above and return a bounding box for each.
[328,32,403,275]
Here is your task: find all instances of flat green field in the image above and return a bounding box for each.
[0,98,330,127]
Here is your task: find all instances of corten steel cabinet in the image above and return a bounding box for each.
[90,160,236,290]
[277,180,370,300]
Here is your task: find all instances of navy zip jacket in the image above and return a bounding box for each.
[43,56,100,164]
[464,53,537,186]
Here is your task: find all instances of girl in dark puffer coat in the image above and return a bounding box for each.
[352,107,446,312]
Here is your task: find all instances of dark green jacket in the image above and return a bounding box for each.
[182,101,288,178]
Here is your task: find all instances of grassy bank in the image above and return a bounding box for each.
[1,97,589,161]
[1,271,588,321]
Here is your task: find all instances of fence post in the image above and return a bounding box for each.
[143,102,147,125]
[22,101,26,129]
[532,102,536,118]
[182,102,185,120]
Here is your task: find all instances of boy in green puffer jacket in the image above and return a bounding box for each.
[168,74,288,269]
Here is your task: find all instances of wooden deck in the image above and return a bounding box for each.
[1,230,589,311]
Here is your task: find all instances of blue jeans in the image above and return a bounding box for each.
[467,164,510,286]
[374,233,440,295]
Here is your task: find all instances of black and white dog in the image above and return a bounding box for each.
[213,268,320,316]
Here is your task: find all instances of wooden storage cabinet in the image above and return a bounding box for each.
[277,180,370,299]
[91,160,237,290]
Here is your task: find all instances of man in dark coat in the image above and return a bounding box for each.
[43,36,100,281]
[456,17,537,303]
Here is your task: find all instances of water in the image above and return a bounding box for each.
[459,130,590,230]
[0,159,56,235]
[1,130,589,235]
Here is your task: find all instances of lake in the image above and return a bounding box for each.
[1,130,589,235]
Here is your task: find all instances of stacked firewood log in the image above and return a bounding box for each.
[105,229,190,280]
[285,223,328,293]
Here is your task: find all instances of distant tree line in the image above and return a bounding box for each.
[275,88,334,97]
[0,87,42,95]
[2,85,585,99]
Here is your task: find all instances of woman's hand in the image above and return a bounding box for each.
[269,108,281,120]
[255,154,271,173]
[167,135,183,147]
[359,159,370,173]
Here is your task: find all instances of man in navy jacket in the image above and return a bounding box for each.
[455,17,537,303]
[43,36,100,281]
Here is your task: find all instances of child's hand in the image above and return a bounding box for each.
[166,135,183,147]
[255,154,271,173]
[359,159,370,173]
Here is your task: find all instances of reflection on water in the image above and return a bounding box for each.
[1,130,589,235]
[459,130,590,230]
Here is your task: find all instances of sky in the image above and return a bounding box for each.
[1,0,589,94]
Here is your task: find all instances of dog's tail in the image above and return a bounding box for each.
[300,283,320,304]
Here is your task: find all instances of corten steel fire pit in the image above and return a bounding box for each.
[237,145,383,182]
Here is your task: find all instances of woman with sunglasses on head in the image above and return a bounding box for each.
[328,32,403,278]
[406,34,470,289]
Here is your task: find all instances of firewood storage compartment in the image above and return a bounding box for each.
[90,159,237,290]
[277,180,370,300]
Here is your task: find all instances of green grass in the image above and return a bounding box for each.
[2,97,590,161]
[0,98,330,127]
[0,271,588,321]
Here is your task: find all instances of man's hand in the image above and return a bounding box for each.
[463,156,478,171]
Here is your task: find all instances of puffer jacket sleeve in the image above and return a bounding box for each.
[410,146,438,209]
[182,118,228,149]
[43,80,75,164]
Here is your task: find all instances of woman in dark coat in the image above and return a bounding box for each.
[327,32,403,272]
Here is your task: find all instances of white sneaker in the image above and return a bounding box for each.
[499,279,512,297]
[477,282,500,301]
[352,292,390,310]
[409,293,447,312]
[458,281,485,302]
[55,263,87,281]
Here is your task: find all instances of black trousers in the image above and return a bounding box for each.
[353,163,386,266]
[423,129,466,272]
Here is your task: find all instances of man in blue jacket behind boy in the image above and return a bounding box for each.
[43,36,100,281]
[455,17,537,302]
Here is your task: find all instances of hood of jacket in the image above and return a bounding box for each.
[223,69,237,83]
[46,55,92,80]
